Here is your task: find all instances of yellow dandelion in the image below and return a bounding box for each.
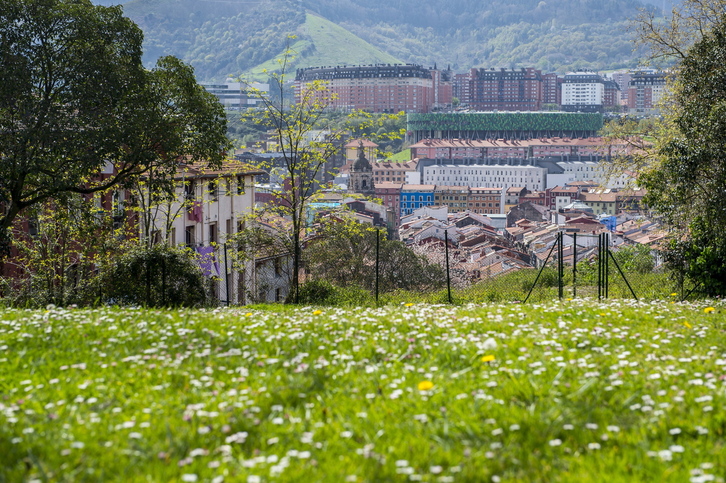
[245,312,253,317]
[481,355,495,363]
[670,293,678,297]
[404,303,414,307]
[684,321,692,329]
[704,307,715,314]
[313,310,323,315]
[417,380,434,391]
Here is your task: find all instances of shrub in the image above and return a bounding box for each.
[101,244,207,307]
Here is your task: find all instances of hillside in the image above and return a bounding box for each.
[116,0,658,81]
[245,13,403,82]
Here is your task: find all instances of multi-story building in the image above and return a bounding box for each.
[579,190,618,216]
[150,161,279,304]
[201,80,269,109]
[610,72,632,101]
[462,67,543,111]
[468,187,504,215]
[400,184,436,216]
[375,182,403,227]
[548,186,581,211]
[627,72,668,111]
[434,185,470,213]
[542,73,562,106]
[603,80,622,108]
[372,160,419,185]
[410,137,625,160]
[423,164,546,191]
[294,64,453,113]
[407,112,604,142]
[561,72,605,112]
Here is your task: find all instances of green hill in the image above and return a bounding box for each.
[245,14,403,81]
[116,0,657,82]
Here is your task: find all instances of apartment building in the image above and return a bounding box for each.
[562,72,605,112]
[459,67,543,111]
[294,64,453,113]
[627,72,668,111]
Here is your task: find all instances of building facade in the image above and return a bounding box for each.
[201,80,269,109]
[400,184,436,216]
[462,67,543,111]
[295,64,453,113]
[468,187,504,215]
[627,72,667,111]
[561,72,605,112]
[423,164,546,191]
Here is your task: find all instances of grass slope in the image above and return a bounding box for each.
[245,13,403,81]
[1,300,725,481]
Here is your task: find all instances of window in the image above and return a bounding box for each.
[209,223,217,245]
[209,180,218,201]
[185,225,196,247]
[185,181,196,201]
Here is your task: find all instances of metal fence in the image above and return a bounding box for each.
[204,230,680,306]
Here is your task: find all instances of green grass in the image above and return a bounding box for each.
[387,149,411,162]
[246,13,403,81]
[1,300,725,482]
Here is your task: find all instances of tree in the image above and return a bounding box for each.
[305,216,445,293]
[632,0,726,65]
[626,0,726,293]
[101,244,207,307]
[639,20,726,294]
[241,41,403,302]
[4,196,124,306]
[0,0,229,250]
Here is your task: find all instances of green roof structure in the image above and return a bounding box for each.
[407,112,603,142]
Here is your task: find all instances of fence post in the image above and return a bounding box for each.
[375,229,380,305]
[558,232,564,299]
[145,255,151,307]
[523,235,559,304]
[597,233,603,299]
[604,232,610,299]
[224,243,230,306]
[162,255,166,307]
[444,229,452,304]
[572,232,577,298]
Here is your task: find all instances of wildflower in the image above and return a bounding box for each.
[404,303,414,307]
[313,310,323,316]
[549,439,562,447]
[182,475,198,482]
[670,293,678,297]
[684,322,693,329]
[704,307,715,314]
[418,380,434,391]
[481,355,495,363]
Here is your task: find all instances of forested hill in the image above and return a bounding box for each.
[114,0,659,82]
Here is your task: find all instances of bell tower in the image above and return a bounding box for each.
[348,141,375,196]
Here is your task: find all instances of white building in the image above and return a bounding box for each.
[562,72,605,112]
[140,160,292,305]
[201,80,270,109]
[423,164,546,191]
[547,161,637,189]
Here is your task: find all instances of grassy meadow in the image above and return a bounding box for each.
[1,300,725,482]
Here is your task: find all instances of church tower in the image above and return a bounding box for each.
[348,140,375,196]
